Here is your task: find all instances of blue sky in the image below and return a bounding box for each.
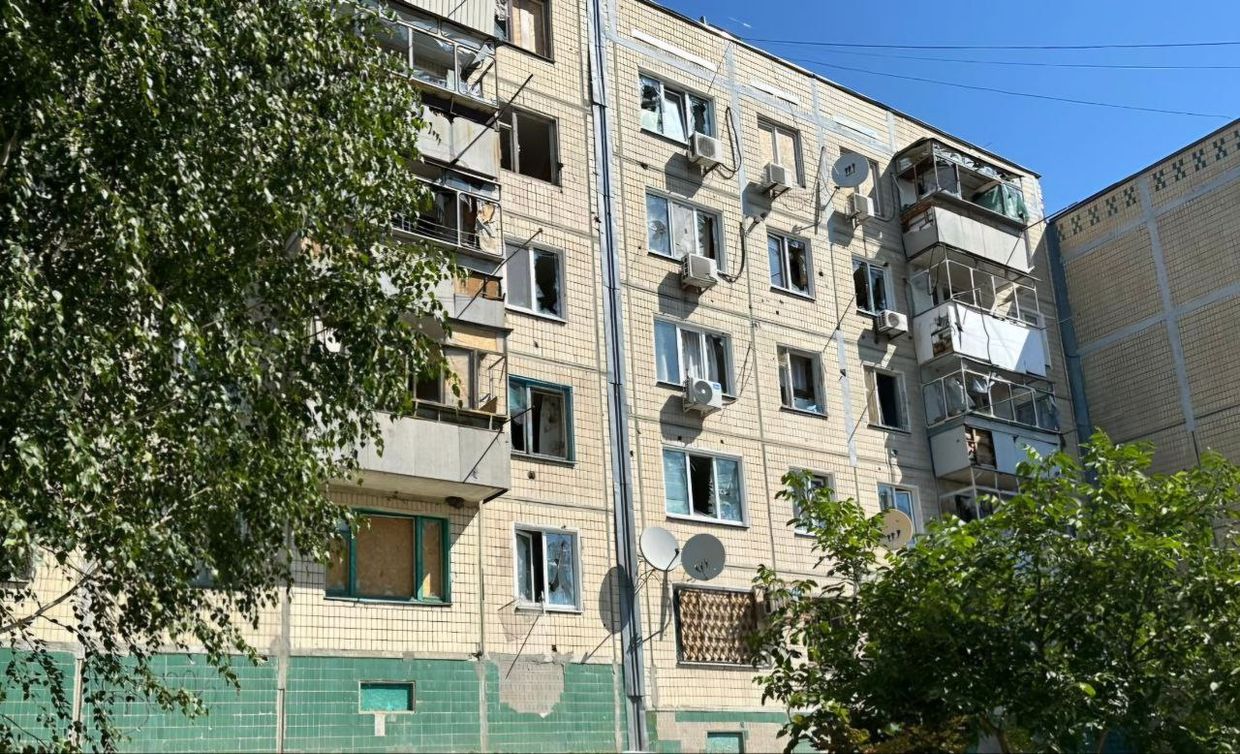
[658,0,1240,214]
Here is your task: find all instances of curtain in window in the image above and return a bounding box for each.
[663,450,690,515]
[790,356,817,412]
[655,322,680,383]
[716,458,742,522]
[681,329,704,381]
[544,533,576,607]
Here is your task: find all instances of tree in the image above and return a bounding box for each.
[752,436,1240,753]
[0,2,447,748]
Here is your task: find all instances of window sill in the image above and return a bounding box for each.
[655,380,736,401]
[868,423,912,435]
[500,42,555,65]
[512,451,576,467]
[770,285,815,301]
[639,126,698,149]
[666,513,748,529]
[506,305,567,324]
[514,603,583,615]
[779,405,829,420]
[324,595,452,607]
[647,249,726,270]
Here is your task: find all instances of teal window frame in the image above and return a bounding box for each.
[327,510,451,604]
[507,376,575,462]
[359,681,415,713]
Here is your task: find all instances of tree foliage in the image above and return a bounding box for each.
[0,1,445,748]
[753,436,1240,753]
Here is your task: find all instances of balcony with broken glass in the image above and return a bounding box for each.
[372,8,498,108]
[922,362,1060,435]
[895,139,1032,272]
[394,169,503,260]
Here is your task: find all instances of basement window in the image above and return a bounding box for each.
[852,259,891,315]
[767,233,811,296]
[327,514,449,603]
[514,527,580,610]
[505,244,563,319]
[500,109,559,183]
[508,377,573,461]
[359,682,415,713]
[508,0,551,58]
[639,74,714,141]
[663,449,744,524]
[865,366,908,430]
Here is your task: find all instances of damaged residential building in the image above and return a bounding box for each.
[9,0,1080,751]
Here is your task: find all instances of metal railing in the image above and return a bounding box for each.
[923,365,1059,433]
[911,257,1040,325]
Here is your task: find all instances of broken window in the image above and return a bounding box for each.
[966,427,997,468]
[505,244,562,318]
[759,120,803,186]
[767,233,811,296]
[654,320,731,392]
[326,514,449,603]
[791,472,833,535]
[414,345,504,414]
[878,483,917,527]
[515,527,579,609]
[500,109,559,183]
[405,180,501,256]
[409,28,455,90]
[508,377,572,460]
[663,448,743,523]
[778,348,824,415]
[645,193,720,261]
[852,259,891,315]
[508,0,551,57]
[865,367,908,430]
[675,586,759,665]
[840,148,884,216]
[639,75,713,141]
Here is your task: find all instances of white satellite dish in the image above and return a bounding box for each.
[681,533,726,581]
[640,526,681,572]
[879,508,913,550]
[831,152,870,189]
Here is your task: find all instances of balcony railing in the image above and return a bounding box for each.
[372,13,497,106]
[910,257,1040,326]
[923,366,1059,433]
[394,176,502,257]
[895,139,1028,225]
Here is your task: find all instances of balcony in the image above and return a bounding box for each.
[421,108,501,178]
[929,417,1058,485]
[394,171,503,258]
[431,267,506,330]
[894,139,1031,271]
[912,301,1047,378]
[922,365,1060,434]
[396,0,501,38]
[373,11,497,107]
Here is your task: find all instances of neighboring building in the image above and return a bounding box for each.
[10,0,1076,751]
[1049,119,1240,472]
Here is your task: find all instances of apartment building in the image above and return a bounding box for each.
[8,0,1074,751]
[1048,119,1240,473]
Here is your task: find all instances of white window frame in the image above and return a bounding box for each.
[865,365,910,431]
[759,119,804,186]
[777,347,826,416]
[878,483,920,532]
[852,258,893,316]
[499,108,560,184]
[767,232,813,297]
[653,319,734,395]
[504,243,565,321]
[512,524,582,612]
[791,470,833,536]
[840,148,886,218]
[639,74,715,141]
[645,191,723,263]
[662,448,747,526]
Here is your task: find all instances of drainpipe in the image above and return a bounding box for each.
[584,0,647,750]
[1045,223,1093,453]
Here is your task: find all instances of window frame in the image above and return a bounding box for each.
[503,243,566,321]
[767,231,813,298]
[790,470,834,537]
[358,682,416,714]
[506,0,553,60]
[852,258,894,316]
[758,118,805,187]
[840,147,887,218]
[865,365,910,431]
[644,190,724,264]
[508,376,574,462]
[777,346,826,417]
[662,447,747,526]
[512,524,583,612]
[638,73,715,142]
[877,483,920,532]
[653,318,734,395]
[326,511,452,605]
[499,107,560,184]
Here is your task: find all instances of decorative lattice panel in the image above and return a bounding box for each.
[675,587,758,665]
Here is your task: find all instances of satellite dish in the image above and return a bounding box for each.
[640,527,681,572]
[681,533,726,581]
[831,153,870,188]
[879,508,913,550]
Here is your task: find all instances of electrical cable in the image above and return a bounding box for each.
[803,49,1240,71]
[792,59,1231,119]
[748,38,1240,51]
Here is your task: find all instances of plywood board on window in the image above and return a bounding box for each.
[356,517,414,599]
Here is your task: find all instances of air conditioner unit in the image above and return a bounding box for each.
[680,253,719,290]
[689,132,723,169]
[849,192,874,222]
[764,162,789,194]
[683,377,724,414]
[876,309,908,336]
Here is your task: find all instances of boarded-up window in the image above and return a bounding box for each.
[675,587,759,665]
[509,0,550,57]
[326,514,450,603]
